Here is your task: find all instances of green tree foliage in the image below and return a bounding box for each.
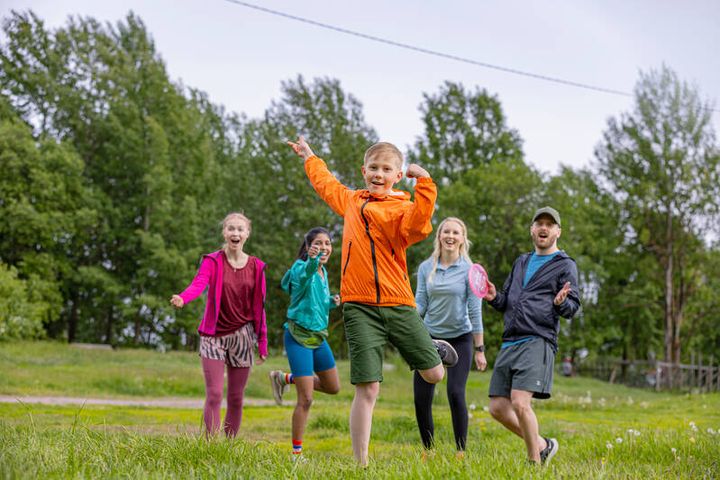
[408,81,524,186]
[0,263,45,339]
[595,65,720,363]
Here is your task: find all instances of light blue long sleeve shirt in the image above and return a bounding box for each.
[415,256,483,338]
[281,256,337,331]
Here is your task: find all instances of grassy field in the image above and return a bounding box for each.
[1,341,718,478]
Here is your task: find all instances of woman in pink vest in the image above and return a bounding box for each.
[170,212,268,437]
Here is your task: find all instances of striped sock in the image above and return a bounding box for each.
[284,373,294,385]
[292,438,302,455]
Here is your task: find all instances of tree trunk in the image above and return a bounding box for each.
[105,305,114,345]
[68,293,79,343]
[664,209,674,364]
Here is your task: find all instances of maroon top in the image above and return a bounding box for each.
[215,252,257,336]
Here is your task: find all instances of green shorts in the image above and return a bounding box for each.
[343,302,441,384]
[488,337,555,399]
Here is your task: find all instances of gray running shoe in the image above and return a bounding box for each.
[269,370,287,405]
[432,339,458,368]
[540,437,559,466]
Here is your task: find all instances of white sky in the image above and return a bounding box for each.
[4,0,719,174]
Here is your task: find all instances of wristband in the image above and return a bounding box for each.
[474,345,485,353]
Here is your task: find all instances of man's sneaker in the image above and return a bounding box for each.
[539,437,559,466]
[432,339,458,367]
[269,370,288,405]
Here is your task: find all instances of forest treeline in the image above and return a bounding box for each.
[1,11,719,364]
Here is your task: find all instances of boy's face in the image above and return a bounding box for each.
[362,152,403,196]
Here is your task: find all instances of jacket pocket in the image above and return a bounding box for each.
[343,241,353,275]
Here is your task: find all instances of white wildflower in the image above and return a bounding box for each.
[706,428,716,435]
[606,442,613,450]
[671,447,677,454]
[483,406,489,412]
[615,437,623,444]
[469,403,477,410]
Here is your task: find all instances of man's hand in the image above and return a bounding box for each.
[287,135,315,161]
[256,355,266,366]
[406,164,430,179]
[483,280,497,302]
[554,282,571,305]
[170,295,184,308]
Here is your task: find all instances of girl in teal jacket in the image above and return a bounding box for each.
[270,227,341,459]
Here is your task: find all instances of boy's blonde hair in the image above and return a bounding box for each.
[364,142,404,168]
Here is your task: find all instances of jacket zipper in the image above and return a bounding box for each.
[343,241,353,275]
[360,198,381,303]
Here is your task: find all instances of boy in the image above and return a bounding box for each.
[288,136,457,466]
[483,206,581,466]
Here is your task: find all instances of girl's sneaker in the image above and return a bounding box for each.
[269,370,289,405]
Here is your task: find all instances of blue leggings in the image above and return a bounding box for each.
[284,329,336,377]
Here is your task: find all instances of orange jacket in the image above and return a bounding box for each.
[305,155,437,307]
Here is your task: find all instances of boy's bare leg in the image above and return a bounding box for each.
[349,382,380,466]
[489,392,547,462]
[417,364,445,384]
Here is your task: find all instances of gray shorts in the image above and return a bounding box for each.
[489,337,555,399]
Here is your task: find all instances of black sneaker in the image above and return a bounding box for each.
[432,339,458,368]
[539,437,559,466]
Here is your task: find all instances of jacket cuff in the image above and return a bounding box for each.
[258,340,268,357]
[415,176,433,184]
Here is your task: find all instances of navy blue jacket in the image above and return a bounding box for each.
[488,251,581,352]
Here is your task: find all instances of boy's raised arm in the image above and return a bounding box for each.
[400,163,437,245]
[288,135,350,217]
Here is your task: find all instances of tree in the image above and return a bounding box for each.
[408,81,524,186]
[595,66,720,363]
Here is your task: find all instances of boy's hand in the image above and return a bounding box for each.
[287,135,315,161]
[406,164,430,179]
[333,294,341,306]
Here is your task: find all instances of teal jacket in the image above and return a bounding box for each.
[281,256,337,331]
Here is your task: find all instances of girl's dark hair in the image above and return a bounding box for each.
[297,227,332,260]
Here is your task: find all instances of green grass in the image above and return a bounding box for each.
[1,341,719,478]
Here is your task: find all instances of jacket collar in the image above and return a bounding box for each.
[358,188,411,201]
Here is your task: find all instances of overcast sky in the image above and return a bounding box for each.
[4,0,719,174]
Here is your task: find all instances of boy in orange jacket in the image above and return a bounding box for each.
[288,136,457,466]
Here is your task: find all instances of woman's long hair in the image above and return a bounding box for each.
[427,217,472,283]
[297,227,332,261]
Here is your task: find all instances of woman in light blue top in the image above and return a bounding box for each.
[270,227,341,458]
[414,217,486,458]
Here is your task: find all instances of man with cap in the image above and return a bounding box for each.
[483,206,581,466]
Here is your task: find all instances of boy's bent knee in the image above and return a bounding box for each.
[418,365,445,384]
[355,382,380,400]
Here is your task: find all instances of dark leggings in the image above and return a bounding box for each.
[414,331,474,451]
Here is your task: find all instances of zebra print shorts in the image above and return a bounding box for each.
[199,323,256,368]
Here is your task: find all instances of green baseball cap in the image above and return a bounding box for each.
[532,206,561,226]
